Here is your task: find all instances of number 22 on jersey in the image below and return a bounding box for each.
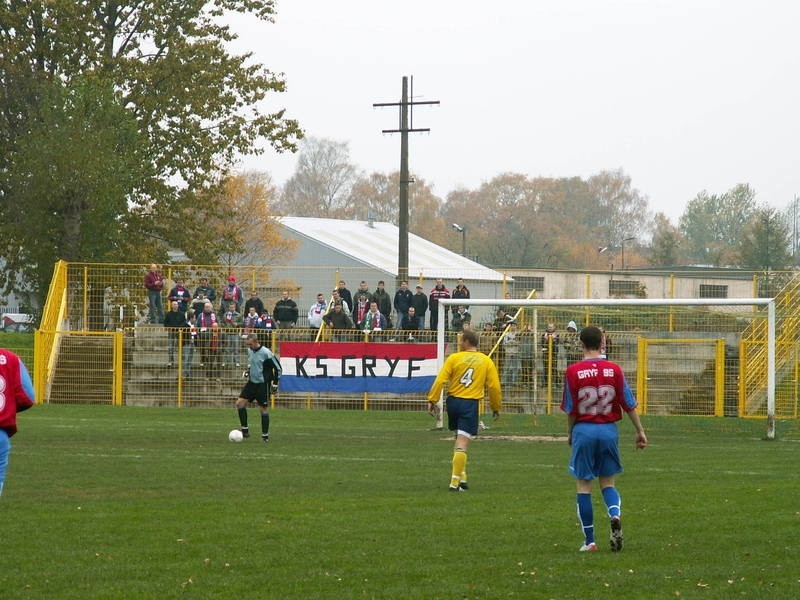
[577,384,615,415]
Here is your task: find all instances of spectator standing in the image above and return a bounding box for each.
[451,305,472,332]
[330,290,350,315]
[184,310,197,376]
[243,306,261,335]
[519,325,538,392]
[221,301,243,367]
[502,292,518,317]
[336,280,353,314]
[164,301,189,367]
[308,293,328,329]
[323,302,355,340]
[411,285,429,329]
[492,309,513,375]
[493,309,514,331]
[207,322,222,380]
[429,278,451,331]
[393,281,413,331]
[220,276,244,312]
[400,306,421,339]
[355,280,371,302]
[274,290,298,329]
[599,326,612,359]
[168,278,191,314]
[502,322,521,387]
[541,322,561,387]
[371,280,393,328]
[196,301,218,376]
[143,263,165,324]
[452,278,470,309]
[194,277,217,307]
[191,291,209,316]
[352,292,371,327]
[562,320,583,367]
[256,311,276,345]
[192,277,216,317]
[360,301,388,339]
[244,290,265,316]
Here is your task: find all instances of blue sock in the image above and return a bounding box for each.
[576,493,594,545]
[602,486,621,519]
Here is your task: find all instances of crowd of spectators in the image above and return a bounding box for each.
[146,270,589,384]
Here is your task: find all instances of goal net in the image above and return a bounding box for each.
[435,298,778,439]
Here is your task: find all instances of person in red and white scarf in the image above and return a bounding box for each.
[352,292,370,326]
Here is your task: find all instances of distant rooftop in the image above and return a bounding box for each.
[278,216,507,282]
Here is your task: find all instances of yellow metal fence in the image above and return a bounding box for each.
[31,260,794,418]
[33,326,790,418]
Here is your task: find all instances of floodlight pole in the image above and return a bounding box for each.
[373,76,439,284]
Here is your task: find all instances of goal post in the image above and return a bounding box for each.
[436,297,777,440]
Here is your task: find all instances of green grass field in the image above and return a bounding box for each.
[2,406,799,599]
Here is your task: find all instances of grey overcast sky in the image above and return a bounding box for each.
[227,0,800,224]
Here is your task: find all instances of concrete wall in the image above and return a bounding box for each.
[504,269,756,300]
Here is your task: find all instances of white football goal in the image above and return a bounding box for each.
[435,297,778,440]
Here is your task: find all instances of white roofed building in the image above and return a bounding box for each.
[269,217,511,327]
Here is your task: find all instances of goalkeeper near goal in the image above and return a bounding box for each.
[427,329,501,491]
[561,325,647,552]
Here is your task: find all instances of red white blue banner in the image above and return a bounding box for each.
[278,342,437,394]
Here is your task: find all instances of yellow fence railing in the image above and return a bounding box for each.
[739,272,800,414]
[34,260,799,418]
[34,260,68,403]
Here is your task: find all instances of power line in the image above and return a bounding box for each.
[373,76,439,282]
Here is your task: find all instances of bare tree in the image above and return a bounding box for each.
[277,137,360,217]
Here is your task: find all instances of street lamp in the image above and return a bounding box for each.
[451,223,466,257]
[621,237,635,271]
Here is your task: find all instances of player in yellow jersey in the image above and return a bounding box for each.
[427,329,502,491]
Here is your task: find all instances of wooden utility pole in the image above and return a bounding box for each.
[373,76,439,283]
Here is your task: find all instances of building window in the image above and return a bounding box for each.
[513,276,545,296]
[699,284,728,298]
[609,279,640,297]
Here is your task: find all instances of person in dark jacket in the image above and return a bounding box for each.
[193,277,217,306]
[167,278,191,314]
[323,302,355,341]
[452,278,470,309]
[273,290,298,329]
[164,301,189,367]
[371,280,393,327]
[393,281,413,331]
[429,278,451,331]
[244,290,265,316]
[336,280,353,313]
[411,285,429,329]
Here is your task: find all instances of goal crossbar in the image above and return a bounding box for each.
[436,297,777,439]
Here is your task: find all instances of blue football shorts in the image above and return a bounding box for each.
[446,396,479,438]
[569,421,623,480]
[0,429,10,496]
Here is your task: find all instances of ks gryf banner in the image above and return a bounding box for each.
[278,342,437,394]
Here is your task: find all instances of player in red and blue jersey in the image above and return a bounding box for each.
[561,326,647,552]
[0,348,35,497]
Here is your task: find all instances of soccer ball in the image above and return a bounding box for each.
[228,429,244,442]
